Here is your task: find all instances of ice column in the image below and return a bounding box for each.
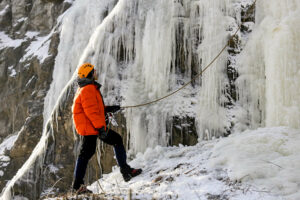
[236,0,300,129]
[125,0,175,153]
[77,0,242,153]
[195,0,237,139]
[78,0,176,153]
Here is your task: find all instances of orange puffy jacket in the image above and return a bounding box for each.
[72,82,106,136]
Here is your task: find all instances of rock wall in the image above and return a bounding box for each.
[0,1,126,198]
[0,0,71,195]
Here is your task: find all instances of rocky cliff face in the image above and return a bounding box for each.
[0,0,255,199]
[0,0,70,196]
[0,1,132,198]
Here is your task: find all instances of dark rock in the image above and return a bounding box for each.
[206,193,229,200]
[168,116,198,146]
[241,4,255,23]
[153,175,163,183]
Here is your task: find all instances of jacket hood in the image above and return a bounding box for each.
[77,78,102,89]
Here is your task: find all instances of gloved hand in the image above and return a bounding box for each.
[98,127,108,140]
[106,105,121,113]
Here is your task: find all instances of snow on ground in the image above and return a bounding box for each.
[44,127,299,200]
[85,127,299,200]
[210,127,300,200]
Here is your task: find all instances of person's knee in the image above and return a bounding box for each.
[115,134,123,146]
[79,136,97,160]
[79,146,96,160]
[82,151,95,160]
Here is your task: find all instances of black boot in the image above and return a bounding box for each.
[75,185,93,195]
[121,165,142,182]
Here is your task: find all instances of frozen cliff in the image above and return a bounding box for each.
[0,0,299,199]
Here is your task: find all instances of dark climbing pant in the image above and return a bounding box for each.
[73,129,127,190]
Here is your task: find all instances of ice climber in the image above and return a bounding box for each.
[72,63,142,194]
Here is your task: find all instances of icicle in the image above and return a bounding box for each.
[195,0,238,139]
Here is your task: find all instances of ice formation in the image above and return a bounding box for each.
[2,0,300,198]
[43,0,117,125]
[210,127,300,200]
[235,0,300,130]
[4,0,300,162]
[1,0,117,198]
[88,138,282,200]
[84,127,298,200]
[77,0,242,152]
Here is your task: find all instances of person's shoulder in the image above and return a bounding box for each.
[82,84,96,89]
[80,84,97,94]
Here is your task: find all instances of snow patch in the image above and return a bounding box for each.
[0,5,9,16]
[25,76,36,87]
[48,164,59,173]
[0,156,10,162]
[8,66,17,77]
[17,17,27,23]
[21,33,52,63]
[0,134,19,154]
[64,0,74,4]
[210,127,300,200]
[14,17,28,26]
[0,32,25,50]
[25,31,40,39]
[13,196,29,200]
[0,134,19,177]
[86,137,281,200]
[241,0,255,8]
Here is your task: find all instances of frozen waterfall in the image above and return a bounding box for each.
[235,0,300,131]
[77,0,241,152]
[43,0,118,125]
[2,0,300,198]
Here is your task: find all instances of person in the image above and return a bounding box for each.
[72,63,142,194]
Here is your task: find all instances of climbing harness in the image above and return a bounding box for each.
[107,112,118,127]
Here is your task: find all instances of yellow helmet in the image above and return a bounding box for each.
[78,63,94,79]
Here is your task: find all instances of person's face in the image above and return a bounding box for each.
[93,69,98,80]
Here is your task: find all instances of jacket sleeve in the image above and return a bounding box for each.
[80,86,106,129]
[105,105,121,113]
